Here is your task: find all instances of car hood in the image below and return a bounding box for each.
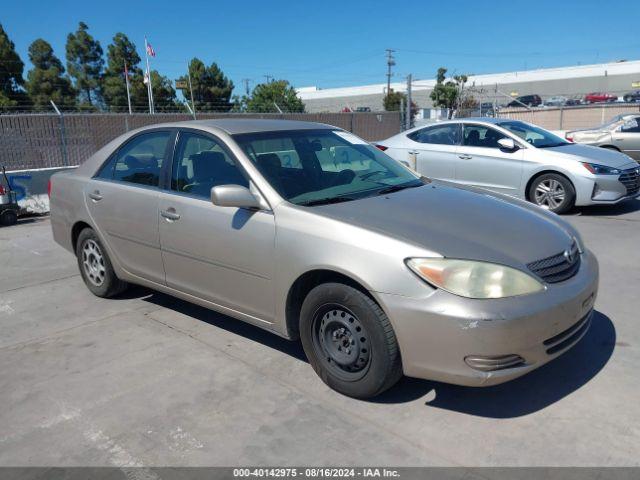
[310,182,577,269]
[542,143,634,168]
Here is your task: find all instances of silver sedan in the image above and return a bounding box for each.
[566,114,640,161]
[379,118,640,213]
[50,119,598,398]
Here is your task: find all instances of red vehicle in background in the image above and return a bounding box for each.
[584,92,618,103]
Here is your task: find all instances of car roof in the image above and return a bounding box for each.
[141,118,336,135]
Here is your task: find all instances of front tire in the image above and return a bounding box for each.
[76,228,128,298]
[299,282,402,399]
[529,173,575,214]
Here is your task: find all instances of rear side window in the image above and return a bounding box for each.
[621,117,640,133]
[171,131,249,199]
[408,124,460,145]
[96,131,171,187]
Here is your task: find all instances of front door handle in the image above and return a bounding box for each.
[408,150,419,155]
[458,154,472,160]
[160,208,181,221]
[88,190,103,201]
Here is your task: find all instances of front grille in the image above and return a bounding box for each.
[543,310,592,355]
[527,241,580,284]
[619,167,640,196]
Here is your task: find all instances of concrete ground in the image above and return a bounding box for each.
[1,201,639,467]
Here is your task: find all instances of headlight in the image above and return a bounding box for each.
[581,162,621,175]
[406,258,545,299]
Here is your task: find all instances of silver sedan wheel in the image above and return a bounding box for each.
[534,179,566,210]
[82,239,106,287]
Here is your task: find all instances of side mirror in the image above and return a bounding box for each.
[497,138,518,151]
[211,185,262,209]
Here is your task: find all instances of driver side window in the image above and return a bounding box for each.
[463,125,508,149]
[171,132,248,200]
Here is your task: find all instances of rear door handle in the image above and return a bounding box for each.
[88,190,103,201]
[160,208,181,221]
[458,154,472,160]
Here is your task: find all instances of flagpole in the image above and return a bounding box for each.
[124,61,132,115]
[144,37,153,114]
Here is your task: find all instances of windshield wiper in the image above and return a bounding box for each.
[298,196,358,207]
[376,181,423,195]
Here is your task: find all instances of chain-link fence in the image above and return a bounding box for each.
[0,112,402,170]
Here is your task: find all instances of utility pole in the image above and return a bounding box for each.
[187,67,196,120]
[406,74,412,130]
[263,75,273,84]
[385,49,396,96]
[241,78,252,95]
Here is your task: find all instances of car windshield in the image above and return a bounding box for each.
[496,120,569,148]
[234,129,423,206]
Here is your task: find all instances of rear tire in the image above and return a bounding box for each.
[528,173,575,214]
[76,228,128,298]
[299,282,402,399]
[0,209,18,226]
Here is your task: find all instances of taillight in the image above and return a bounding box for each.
[565,135,573,142]
[0,184,6,195]
[375,144,388,151]
[47,179,52,198]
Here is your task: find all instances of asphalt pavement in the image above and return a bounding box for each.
[1,200,639,467]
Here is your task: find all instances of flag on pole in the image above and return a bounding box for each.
[146,42,156,57]
[143,71,150,85]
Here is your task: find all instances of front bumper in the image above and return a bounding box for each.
[574,169,640,206]
[377,250,599,386]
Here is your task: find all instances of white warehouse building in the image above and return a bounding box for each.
[297,60,640,113]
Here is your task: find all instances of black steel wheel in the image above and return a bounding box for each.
[300,282,402,399]
[312,304,372,382]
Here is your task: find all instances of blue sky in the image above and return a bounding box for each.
[3,0,640,94]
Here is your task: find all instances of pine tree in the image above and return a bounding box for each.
[176,58,234,111]
[0,23,29,109]
[101,33,145,112]
[66,22,104,108]
[26,39,76,110]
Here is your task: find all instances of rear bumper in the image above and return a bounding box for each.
[377,250,599,386]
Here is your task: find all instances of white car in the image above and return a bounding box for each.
[377,118,640,213]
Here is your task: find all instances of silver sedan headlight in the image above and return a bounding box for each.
[406,258,545,299]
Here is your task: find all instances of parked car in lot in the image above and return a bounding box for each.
[377,118,640,213]
[566,114,640,161]
[50,119,600,398]
[623,90,640,103]
[507,94,542,108]
[544,96,569,107]
[584,92,618,103]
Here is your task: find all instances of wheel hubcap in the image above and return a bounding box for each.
[534,179,565,210]
[313,306,371,380]
[82,239,106,287]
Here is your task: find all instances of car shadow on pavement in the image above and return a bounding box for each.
[571,198,640,216]
[372,310,616,418]
[138,288,307,362]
